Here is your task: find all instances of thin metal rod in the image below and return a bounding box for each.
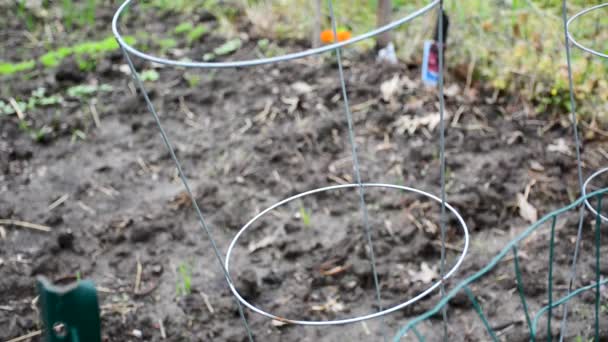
[327,1,386,340]
[594,195,603,341]
[464,287,498,342]
[512,246,533,337]
[112,0,439,69]
[119,45,254,342]
[437,1,449,340]
[547,217,557,341]
[558,0,587,339]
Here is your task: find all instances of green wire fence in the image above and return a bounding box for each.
[394,188,608,341]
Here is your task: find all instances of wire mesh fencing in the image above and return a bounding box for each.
[396,1,608,341]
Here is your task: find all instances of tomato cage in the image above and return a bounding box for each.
[113,0,467,341]
[395,1,608,341]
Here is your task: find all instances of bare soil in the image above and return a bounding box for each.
[2,3,608,342]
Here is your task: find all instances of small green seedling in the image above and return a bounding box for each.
[140,70,160,82]
[213,38,241,56]
[67,84,113,99]
[176,262,192,297]
[174,22,194,35]
[183,72,201,87]
[187,25,208,43]
[71,129,86,142]
[299,206,312,227]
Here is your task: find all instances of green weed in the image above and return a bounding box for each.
[176,262,192,297]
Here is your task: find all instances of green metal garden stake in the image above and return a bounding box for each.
[37,276,101,342]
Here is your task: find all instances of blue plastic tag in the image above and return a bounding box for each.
[422,40,439,87]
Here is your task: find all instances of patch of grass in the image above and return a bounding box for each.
[176,262,192,297]
[0,60,36,75]
[1,36,136,75]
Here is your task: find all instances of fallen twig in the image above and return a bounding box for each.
[0,219,51,232]
[8,98,25,120]
[158,318,166,339]
[134,258,142,293]
[48,194,69,211]
[200,291,215,314]
[6,330,42,342]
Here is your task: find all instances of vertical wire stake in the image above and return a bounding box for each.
[558,0,586,340]
[118,45,255,342]
[326,1,386,340]
[594,194,603,341]
[547,217,557,341]
[437,1,449,340]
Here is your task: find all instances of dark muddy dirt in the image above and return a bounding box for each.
[2,2,608,342]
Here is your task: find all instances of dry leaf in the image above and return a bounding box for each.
[380,74,400,102]
[271,319,288,327]
[547,138,570,155]
[248,234,278,253]
[408,262,439,284]
[517,193,538,223]
[291,81,313,94]
[311,297,344,313]
[444,84,461,97]
[529,160,544,172]
[392,111,450,135]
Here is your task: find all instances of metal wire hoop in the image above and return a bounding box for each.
[566,2,608,59]
[224,183,470,326]
[583,167,608,222]
[112,0,439,68]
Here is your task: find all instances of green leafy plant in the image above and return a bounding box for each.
[176,262,192,297]
[174,22,194,35]
[187,24,209,43]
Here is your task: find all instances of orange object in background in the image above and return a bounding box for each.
[320,29,352,43]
